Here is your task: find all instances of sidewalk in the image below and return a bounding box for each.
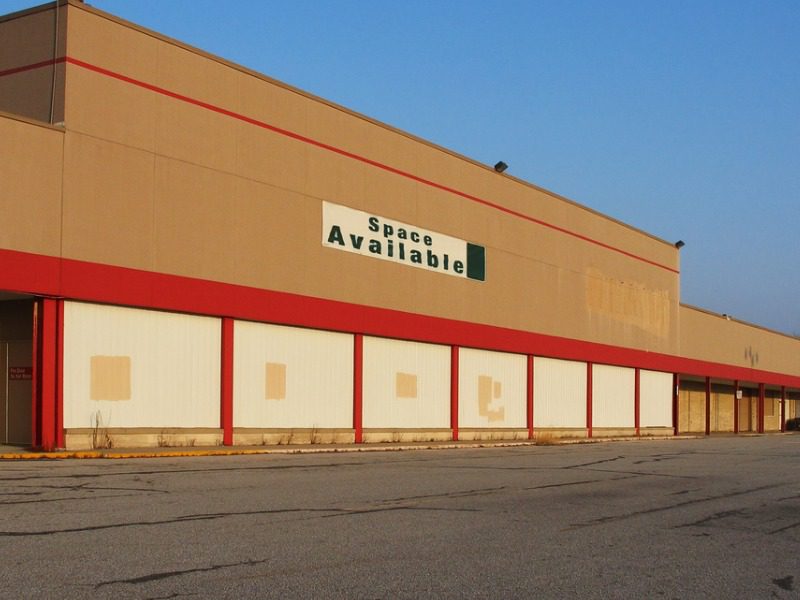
[0,434,697,460]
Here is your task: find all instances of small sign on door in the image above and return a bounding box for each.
[9,367,32,380]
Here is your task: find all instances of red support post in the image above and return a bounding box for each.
[634,368,641,437]
[55,299,64,449]
[705,377,711,436]
[586,362,593,439]
[353,334,363,444]
[527,355,534,440]
[34,297,62,451]
[220,318,234,446]
[450,345,459,441]
[733,380,740,434]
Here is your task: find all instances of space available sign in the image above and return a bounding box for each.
[322,201,485,281]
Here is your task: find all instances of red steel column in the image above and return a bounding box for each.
[705,377,711,436]
[634,368,641,437]
[758,383,766,433]
[780,386,786,433]
[353,334,363,443]
[733,380,740,434]
[586,362,593,439]
[451,345,459,442]
[55,299,64,449]
[220,318,234,446]
[673,373,680,435]
[527,355,534,440]
[35,297,62,451]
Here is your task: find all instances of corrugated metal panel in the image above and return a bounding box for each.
[639,370,673,427]
[533,357,586,428]
[458,348,526,428]
[63,301,220,428]
[362,337,450,428]
[592,364,635,428]
[233,321,353,428]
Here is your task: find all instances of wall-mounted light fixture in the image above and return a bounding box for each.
[494,161,508,173]
[674,240,685,249]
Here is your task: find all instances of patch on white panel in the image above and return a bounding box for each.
[478,375,505,422]
[90,356,131,401]
[396,372,418,399]
[265,362,287,400]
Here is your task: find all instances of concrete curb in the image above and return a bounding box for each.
[0,435,704,460]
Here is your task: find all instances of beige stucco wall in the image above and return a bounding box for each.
[680,305,800,378]
[0,4,65,123]
[52,1,681,355]
[0,113,64,257]
[1,1,797,385]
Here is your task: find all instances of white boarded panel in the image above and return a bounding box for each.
[533,357,586,428]
[640,369,673,427]
[458,348,526,428]
[363,337,450,428]
[63,302,220,429]
[592,364,635,428]
[233,321,353,428]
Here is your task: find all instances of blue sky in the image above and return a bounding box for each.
[4,1,798,335]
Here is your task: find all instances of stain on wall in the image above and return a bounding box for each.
[585,267,670,339]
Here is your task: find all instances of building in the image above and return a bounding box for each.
[1,0,798,451]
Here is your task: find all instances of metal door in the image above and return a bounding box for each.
[0,340,33,445]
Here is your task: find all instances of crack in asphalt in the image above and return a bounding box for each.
[564,455,627,469]
[320,505,481,518]
[569,482,787,529]
[95,558,270,588]
[0,487,490,537]
[376,486,506,504]
[0,461,377,482]
[768,520,800,535]
[0,509,341,537]
[522,475,635,491]
[0,452,509,483]
[677,508,746,528]
[0,492,159,506]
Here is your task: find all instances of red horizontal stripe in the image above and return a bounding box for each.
[62,56,679,275]
[0,57,64,78]
[0,247,796,388]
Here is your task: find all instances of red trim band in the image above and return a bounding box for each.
[0,57,65,78]
[2,247,799,389]
[60,55,678,275]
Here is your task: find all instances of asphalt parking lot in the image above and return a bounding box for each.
[1,435,799,599]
